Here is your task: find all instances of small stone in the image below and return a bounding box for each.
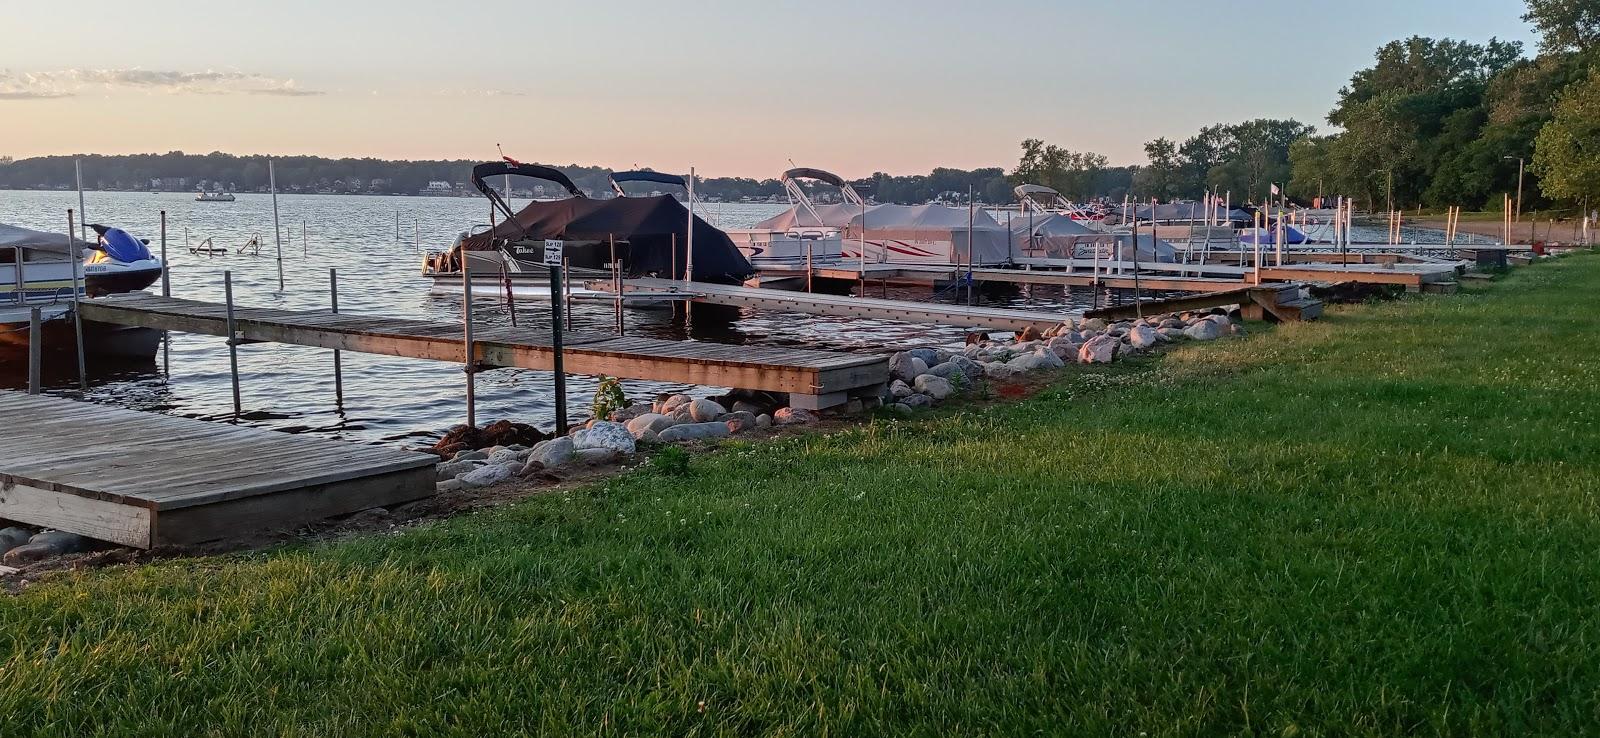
[902,393,933,409]
[457,463,516,488]
[731,400,765,415]
[1006,352,1051,372]
[1080,317,1108,332]
[1079,334,1120,364]
[755,414,773,428]
[723,410,759,433]
[1158,327,1185,340]
[1016,325,1043,342]
[452,449,488,462]
[774,407,818,425]
[487,447,526,465]
[626,413,676,439]
[437,479,469,493]
[890,379,914,398]
[688,398,727,423]
[888,402,913,416]
[913,374,953,400]
[925,361,961,379]
[1159,318,1183,329]
[609,402,654,423]
[657,393,694,415]
[983,361,1020,380]
[889,352,918,382]
[435,459,485,481]
[658,421,733,442]
[572,421,636,455]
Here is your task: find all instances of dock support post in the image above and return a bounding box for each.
[562,257,572,330]
[65,209,86,390]
[548,252,569,434]
[805,242,814,293]
[302,218,308,257]
[269,159,284,292]
[160,210,170,297]
[461,262,476,429]
[224,271,242,417]
[330,268,343,407]
[27,307,41,395]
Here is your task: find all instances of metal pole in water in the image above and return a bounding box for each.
[462,259,476,428]
[224,270,242,416]
[330,268,343,407]
[27,307,41,395]
[302,218,308,257]
[75,158,88,244]
[610,234,623,335]
[269,159,284,291]
[160,210,170,297]
[966,185,975,306]
[562,256,572,331]
[65,209,86,390]
[396,210,401,241]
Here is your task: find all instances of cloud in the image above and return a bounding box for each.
[0,68,324,99]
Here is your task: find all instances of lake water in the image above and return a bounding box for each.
[0,190,1452,445]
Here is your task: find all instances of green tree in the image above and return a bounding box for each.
[1132,138,1181,200]
[1524,0,1600,52]
[1533,69,1600,200]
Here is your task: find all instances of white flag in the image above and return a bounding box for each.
[1270,183,1281,196]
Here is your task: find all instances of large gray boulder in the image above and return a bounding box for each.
[913,374,953,400]
[889,352,919,382]
[688,398,727,423]
[1184,320,1223,341]
[435,459,485,481]
[657,421,732,443]
[1008,349,1063,372]
[1078,334,1120,364]
[0,527,32,557]
[572,421,636,455]
[906,347,941,367]
[525,437,575,470]
[487,447,527,465]
[1079,317,1108,332]
[890,379,914,399]
[983,361,1020,380]
[574,447,619,465]
[457,463,517,488]
[902,393,933,409]
[723,410,759,433]
[1126,324,1159,350]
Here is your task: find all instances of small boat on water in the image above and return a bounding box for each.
[423,162,753,305]
[195,191,235,202]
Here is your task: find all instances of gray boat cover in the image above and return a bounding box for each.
[0,224,89,256]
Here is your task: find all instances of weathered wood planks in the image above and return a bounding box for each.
[0,392,436,548]
[79,294,890,400]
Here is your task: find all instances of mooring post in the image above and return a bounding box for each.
[396,210,401,241]
[27,307,41,395]
[330,268,344,407]
[302,218,308,257]
[610,234,623,335]
[562,256,573,331]
[545,240,569,434]
[269,159,284,292]
[224,270,242,417]
[159,210,170,297]
[462,258,476,428]
[65,209,86,390]
[805,241,814,293]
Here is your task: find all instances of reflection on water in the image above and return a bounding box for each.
[0,190,1440,444]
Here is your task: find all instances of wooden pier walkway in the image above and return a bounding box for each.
[596,277,1082,332]
[0,391,436,548]
[79,294,888,408]
[755,262,1245,292]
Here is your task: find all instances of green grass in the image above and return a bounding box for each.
[6,255,1600,736]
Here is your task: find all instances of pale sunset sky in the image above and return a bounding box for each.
[1,0,1535,178]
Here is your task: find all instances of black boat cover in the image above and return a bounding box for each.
[459,194,752,283]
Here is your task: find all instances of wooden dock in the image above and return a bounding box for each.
[756,261,1246,292]
[596,277,1081,332]
[79,294,887,409]
[0,392,436,548]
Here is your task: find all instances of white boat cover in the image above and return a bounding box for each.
[0,224,89,256]
[1010,213,1177,262]
[756,203,1015,264]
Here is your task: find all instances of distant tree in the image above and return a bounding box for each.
[1523,0,1600,52]
[1133,138,1181,200]
[1533,69,1600,201]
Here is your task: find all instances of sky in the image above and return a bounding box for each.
[0,0,1538,179]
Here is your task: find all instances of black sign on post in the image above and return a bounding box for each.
[544,239,568,434]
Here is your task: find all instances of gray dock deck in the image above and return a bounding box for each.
[80,294,888,408]
[596,277,1083,332]
[0,392,436,547]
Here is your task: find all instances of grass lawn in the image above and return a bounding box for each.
[5,255,1600,736]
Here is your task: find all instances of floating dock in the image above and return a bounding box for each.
[79,294,888,409]
[0,391,436,548]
